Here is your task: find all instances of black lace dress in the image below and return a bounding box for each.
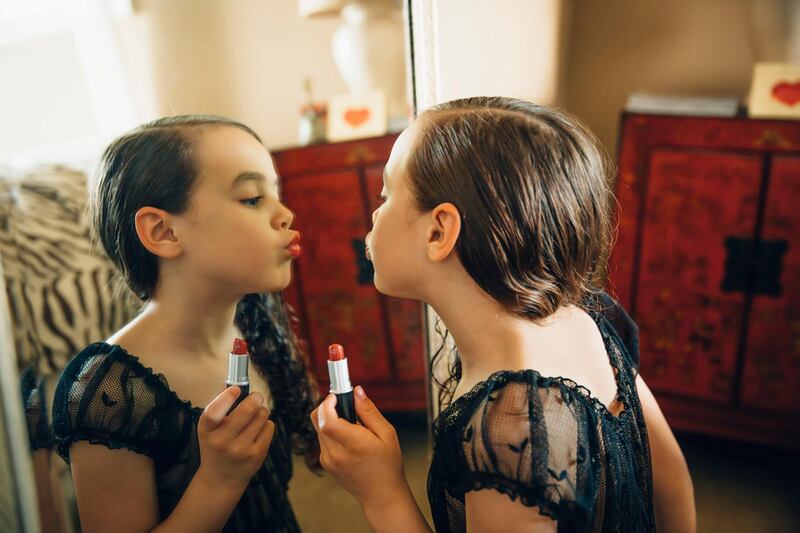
[52,343,300,532]
[427,302,655,533]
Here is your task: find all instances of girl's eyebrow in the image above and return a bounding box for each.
[231,171,266,187]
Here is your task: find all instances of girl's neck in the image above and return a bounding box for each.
[137,280,241,358]
[426,270,570,396]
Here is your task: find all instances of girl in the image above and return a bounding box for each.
[52,115,317,532]
[312,97,696,532]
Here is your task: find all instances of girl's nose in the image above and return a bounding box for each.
[276,202,294,230]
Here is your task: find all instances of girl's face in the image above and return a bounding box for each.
[172,125,298,296]
[366,126,430,299]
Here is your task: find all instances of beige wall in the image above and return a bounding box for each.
[122,0,348,150]
[3,0,795,162]
[434,0,566,106]
[0,0,350,164]
[0,31,97,156]
[563,0,798,155]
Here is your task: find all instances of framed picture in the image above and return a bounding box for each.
[327,90,388,142]
[748,62,800,119]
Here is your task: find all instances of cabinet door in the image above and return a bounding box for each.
[741,156,800,413]
[364,165,426,382]
[282,171,392,386]
[283,262,309,367]
[636,150,762,403]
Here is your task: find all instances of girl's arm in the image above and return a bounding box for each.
[69,387,274,533]
[311,389,432,533]
[636,376,696,533]
[31,449,64,533]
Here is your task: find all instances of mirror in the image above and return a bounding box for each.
[0,258,41,532]
[0,0,424,531]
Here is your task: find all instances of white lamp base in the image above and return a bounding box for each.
[331,1,408,126]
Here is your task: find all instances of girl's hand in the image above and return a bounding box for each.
[311,386,406,508]
[196,386,274,492]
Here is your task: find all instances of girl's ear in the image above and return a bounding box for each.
[426,202,461,262]
[134,207,182,259]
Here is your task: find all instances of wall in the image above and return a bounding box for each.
[0,31,97,157]
[0,0,351,165]
[434,0,567,106]
[562,0,799,155]
[429,0,796,157]
[122,0,349,150]
[4,0,795,162]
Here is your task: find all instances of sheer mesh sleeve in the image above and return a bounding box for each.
[455,372,599,525]
[52,343,186,463]
[20,366,53,451]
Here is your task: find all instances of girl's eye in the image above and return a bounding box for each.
[241,196,264,207]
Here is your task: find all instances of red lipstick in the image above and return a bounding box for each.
[287,233,302,258]
[226,338,250,414]
[327,344,357,423]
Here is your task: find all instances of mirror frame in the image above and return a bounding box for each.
[0,256,42,532]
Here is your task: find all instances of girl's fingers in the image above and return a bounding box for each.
[353,386,396,443]
[317,394,339,430]
[315,396,354,442]
[199,386,240,431]
[253,418,275,455]
[312,396,347,455]
[220,392,264,438]
[237,406,269,445]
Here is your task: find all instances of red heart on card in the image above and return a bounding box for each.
[344,108,371,127]
[771,81,800,106]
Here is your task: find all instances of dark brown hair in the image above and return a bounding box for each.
[407,97,613,407]
[92,115,319,468]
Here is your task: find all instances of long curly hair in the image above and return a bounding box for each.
[92,114,319,467]
[235,292,319,469]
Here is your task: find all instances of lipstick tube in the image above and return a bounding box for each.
[327,344,357,423]
[226,338,250,415]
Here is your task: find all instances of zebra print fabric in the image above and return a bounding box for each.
[0,166,135,376]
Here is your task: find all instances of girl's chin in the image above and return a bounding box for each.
[263,278,292,294]
[373,274,403,299]
[238,271,292,295]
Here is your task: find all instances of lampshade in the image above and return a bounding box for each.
[298,0,346,18]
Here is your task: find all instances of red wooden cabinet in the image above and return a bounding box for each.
[611,114,800,448]
[273,135,427,412]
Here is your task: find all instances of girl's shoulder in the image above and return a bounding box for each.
[53,342,195,463]
[428,302,649,528]
[430,368,606,523]
[435,304,639,434]
[434,365,627,439]
[60,341,149,382]
[57,342,193,410]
